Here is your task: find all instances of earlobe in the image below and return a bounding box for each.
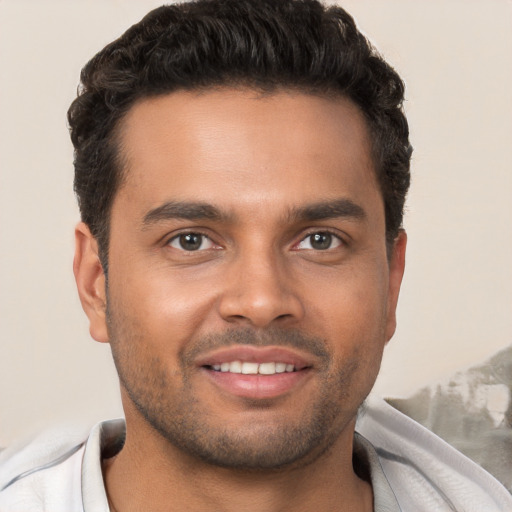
[73,222,109,343]
[385,230,407,342]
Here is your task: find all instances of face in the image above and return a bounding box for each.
[75,89,406,470]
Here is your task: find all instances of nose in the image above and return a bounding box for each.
[218,247,305,328]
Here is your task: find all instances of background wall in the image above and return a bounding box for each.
[1,0,511,446]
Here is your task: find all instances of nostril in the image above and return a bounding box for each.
[225,314,249,323]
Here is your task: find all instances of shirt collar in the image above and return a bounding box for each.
[81,420,401,512]
[354,432,402,512]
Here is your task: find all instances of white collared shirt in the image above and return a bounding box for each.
[1,396,510,511]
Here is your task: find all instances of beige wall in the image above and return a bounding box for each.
[1,0,511,446]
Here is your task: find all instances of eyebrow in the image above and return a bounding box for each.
[287,198,367,223]
[142,197,366,228]
[142,201,231,228]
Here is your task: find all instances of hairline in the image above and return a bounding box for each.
[96,84,395,271]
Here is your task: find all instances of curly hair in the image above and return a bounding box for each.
[68,0,411,270]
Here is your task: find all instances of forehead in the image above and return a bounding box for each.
[114,88,382,222]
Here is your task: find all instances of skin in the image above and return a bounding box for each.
[74,89,406,512]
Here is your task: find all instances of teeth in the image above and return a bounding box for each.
[241,362,259,374]
[275,363,287,373]
[258,362,276,375]
[229,361,242,374]
[210,361,297,375]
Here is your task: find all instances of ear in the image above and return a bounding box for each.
[73,222,109,343]
[385,229,407,342]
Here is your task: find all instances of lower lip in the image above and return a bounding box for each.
[203,368,311,399]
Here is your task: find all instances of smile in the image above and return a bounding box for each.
[209,361,296,374]
[197,346,314,399]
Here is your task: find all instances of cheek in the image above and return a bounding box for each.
[305,263,389,370]
[309,263,388,331]
[107,262,220,356]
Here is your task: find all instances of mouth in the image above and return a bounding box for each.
[197,346,314,399]
[207,360,302,374]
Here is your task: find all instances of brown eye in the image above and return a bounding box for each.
[297,232,342,251]
[311,233,332,250]
[168,233,214,251]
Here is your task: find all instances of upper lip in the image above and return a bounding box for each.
[195,346,313,370]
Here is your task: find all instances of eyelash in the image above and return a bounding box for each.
[294,229,345,251]
[165,229,346,252]
[166,231,217,252]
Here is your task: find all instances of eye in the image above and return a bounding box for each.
[168,233,215,251]
[296,232,343,251]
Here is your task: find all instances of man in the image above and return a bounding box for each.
[0,0,510,510]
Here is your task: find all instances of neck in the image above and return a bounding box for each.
[103,415,373,512]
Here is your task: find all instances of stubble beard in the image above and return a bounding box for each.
[107,308,366,471]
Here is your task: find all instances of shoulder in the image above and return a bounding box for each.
[356,394,512,512]
[0,425,90,512]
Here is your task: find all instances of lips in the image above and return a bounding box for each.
[196,345,312,368]
[210,361,296,374]
[196,346,314,399]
